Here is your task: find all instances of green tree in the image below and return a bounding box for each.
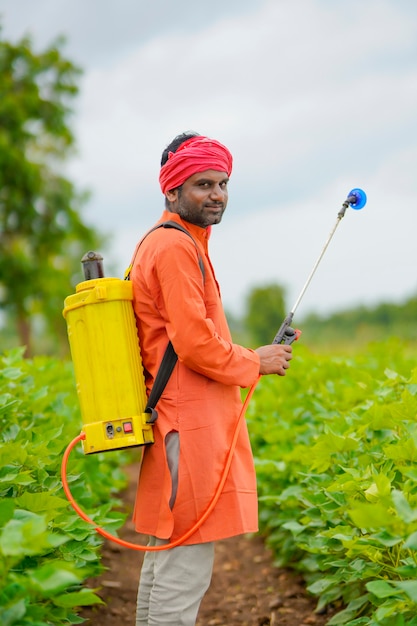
[0,28,104,356]
[244,283,286,346]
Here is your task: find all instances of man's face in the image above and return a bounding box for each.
[166,169,229,228]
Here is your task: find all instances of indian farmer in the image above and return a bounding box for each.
[129,131,293,625]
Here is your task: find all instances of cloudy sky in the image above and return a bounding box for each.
[2,0,417,322]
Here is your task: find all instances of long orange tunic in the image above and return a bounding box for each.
[130,210,260,545]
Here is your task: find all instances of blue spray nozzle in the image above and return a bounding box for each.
[347,188,367,210]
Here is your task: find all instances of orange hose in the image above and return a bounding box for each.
[61,377,260,551]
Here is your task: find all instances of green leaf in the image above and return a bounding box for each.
[0,442,28,467]
[0,396,19,414]
[307,577,335,595]
[348,502,393,530]
[0,469,34,487]
[375,599,408,621]
[391,489,417,523]
[383,438,417,462]
[404,531,417,550]
[28,562,84,596]
[327,604,368,626]
[0,499,15,527]
[16,492,69,520]
[366,580,399,599]
[1,367,24,381]
[282,521,305,535]
[0,599,27,626]
[310,431,359,471]
[370,530,403,547]
[384,368,401,380]
[364,473,392,503]
[0,510,62,556]
[392,580,417,603]
[52,589,104,608]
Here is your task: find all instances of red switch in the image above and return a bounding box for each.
[123,422,133,433]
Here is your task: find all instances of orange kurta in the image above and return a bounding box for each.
[130,210,260,545]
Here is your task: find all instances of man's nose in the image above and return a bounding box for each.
[209,184,226,201]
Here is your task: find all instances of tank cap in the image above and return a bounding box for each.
[81,251,104,280]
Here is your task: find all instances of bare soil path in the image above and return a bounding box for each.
[81,464,335,625]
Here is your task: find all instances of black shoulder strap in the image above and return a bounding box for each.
[125,221,205,419]
[124,220,205,281]
[144,340,177,422]
[161,221,205,279]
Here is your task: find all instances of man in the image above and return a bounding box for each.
[130,132,292,625]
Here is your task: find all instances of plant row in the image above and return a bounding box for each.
[248,339,417,626]
[0,347,130,625]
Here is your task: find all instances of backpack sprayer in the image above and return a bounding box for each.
[62,222,202,456]
[62,257,152,455]
[61,188,367,552]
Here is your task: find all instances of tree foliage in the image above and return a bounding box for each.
[301,294,417,348]
[0,28,103,356]
[244,283,286,346]
[239,282,417,351]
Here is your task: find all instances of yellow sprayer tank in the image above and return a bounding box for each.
[63,276,153,454]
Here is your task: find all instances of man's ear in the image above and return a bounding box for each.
[165,189,178,203]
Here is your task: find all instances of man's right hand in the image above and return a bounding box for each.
[255,344,293,376]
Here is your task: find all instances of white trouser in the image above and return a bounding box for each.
[136,537,215,625]
[136,431,215,625]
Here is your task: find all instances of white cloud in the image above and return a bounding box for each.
[67,0,417,195]
[2,0,417,314]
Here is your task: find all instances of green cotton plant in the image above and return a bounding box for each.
[0,347,130,625]
[247,339,417,626]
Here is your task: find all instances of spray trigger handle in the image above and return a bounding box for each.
[272,313,301,345]
[281,327,302,345]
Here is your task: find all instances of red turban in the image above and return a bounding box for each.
[159,136,233,195]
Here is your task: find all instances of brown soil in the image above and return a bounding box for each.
[81,465,335,625]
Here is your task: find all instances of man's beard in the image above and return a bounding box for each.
[176,192,225,228]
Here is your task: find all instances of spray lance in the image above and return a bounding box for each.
[61,187,366,551]
[272,188,367,345]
